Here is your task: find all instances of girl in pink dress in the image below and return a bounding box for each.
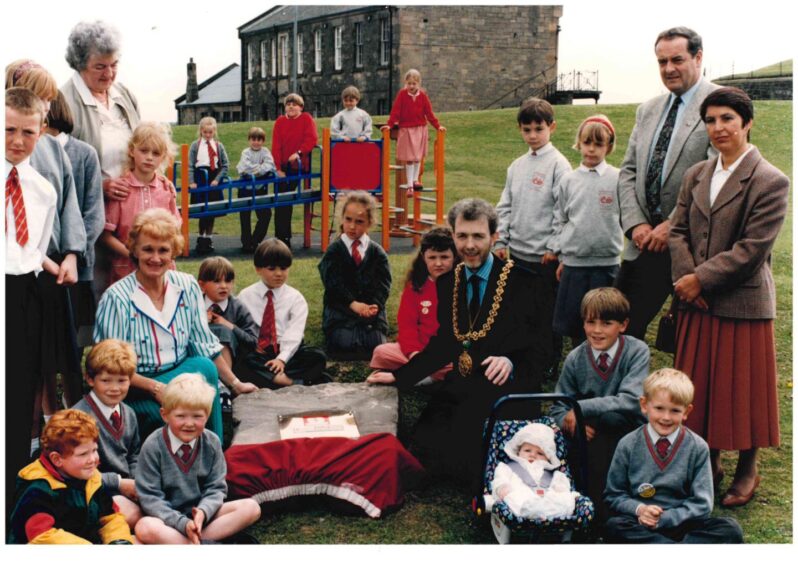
[100,122,181,284]
[369,227,457,384]
[382,69,446,192]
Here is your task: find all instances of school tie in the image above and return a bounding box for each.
[208,303,223,316]
[257,290,279,354]
[351,238,363,266]
[597,352,610,373]
[178,443,192,463]
[207,140,218,172]
[468,275,481,322]
[110,410,122,431]
[656,437,670,459]
[645,96,682,223]
[5,167,29,246]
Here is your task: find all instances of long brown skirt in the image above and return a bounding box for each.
[675,309,780,450]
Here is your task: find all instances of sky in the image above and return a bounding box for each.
[1,0,794,123]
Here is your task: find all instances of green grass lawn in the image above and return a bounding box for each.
[173,101,792,543]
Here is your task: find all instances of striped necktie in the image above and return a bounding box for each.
[6,167,29,246]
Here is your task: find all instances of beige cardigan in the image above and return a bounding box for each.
[669,146,789,319]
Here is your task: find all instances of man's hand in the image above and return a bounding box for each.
[541,252,559,265]
[103,177,131,201]
[56,253,78,285]
[644,219,671,253]
[119,478,138,501]
[366,371,396,385]
[482,356,511,386]
[631,223,653,251]
[636,504,663,529]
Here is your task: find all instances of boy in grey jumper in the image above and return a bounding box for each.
[236,126,277,252]
[134,373,261,544]
[495,98,571,376]
[73,339,142,527]
[330,86,373,141]
[604,369,743,543]
[550,288,648,523]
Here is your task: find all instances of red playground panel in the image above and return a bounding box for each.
[330,141,382,190]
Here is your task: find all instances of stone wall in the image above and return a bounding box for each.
[396,5,562,112]
[714,77,792,101]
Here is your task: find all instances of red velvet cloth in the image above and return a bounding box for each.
[224,433,424,518]
[271,112,319,171]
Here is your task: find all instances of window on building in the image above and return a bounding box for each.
[247,43,254,80]
[270,39,277,77]
[260,41,267,79]
[380,20,390,65]
[296,33,304,75]
[314,29,322,72]
[334,26,343,71]
[233,110,241,122]
[354,22,363,68]
[278,33,289,76]
[261,103,269,121]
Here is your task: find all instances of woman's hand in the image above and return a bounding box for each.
[232,379,258,395]
[103,177,131,201]
[674,273,708,310]
[366,371,396,385]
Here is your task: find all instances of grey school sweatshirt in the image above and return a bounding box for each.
[495,144,572,262]
[604,425,714,529]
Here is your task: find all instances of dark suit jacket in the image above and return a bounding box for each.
[669,146,789,319]
[394,256,543,394]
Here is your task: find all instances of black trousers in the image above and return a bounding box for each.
[238,173,274,248]
[274,164,300,246]
[615,250,673,340]
[605,515,744,544]
[5,274,42,521]
[324,325,387,361]
[236,345,327,389]
[512,257,562,374]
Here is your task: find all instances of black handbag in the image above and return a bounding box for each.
[655,296,679,354]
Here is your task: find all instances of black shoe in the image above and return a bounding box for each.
[221,531,259,544]
[195,237,211,255]
[221,392,233,413]
[304,371,333,386]
[242,243,256,253]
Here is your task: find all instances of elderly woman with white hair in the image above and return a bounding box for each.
[61,20,141,203]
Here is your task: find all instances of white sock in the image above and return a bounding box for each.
[405,164,414,186]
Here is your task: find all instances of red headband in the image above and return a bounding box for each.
[12,60,42,85]
[581,117,615,140]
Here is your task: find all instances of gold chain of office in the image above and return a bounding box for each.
[451,260,513,376]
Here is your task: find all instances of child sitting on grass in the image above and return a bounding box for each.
[134,373,261,544]
[74,339,143,527]
[8,409,134,544]
[604,369,744,543]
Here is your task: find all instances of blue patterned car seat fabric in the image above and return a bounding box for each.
[483,416,594,534]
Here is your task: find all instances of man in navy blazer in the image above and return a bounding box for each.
[616,27,720,339]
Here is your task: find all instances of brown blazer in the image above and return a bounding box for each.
[669,146,789,319]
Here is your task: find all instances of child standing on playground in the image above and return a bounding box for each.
[319,191,391,360]
[101,122,180,284]
[189,116,229,255]
[331,86,372,141]
[369,226,456,383]
[550,115,623,342]
[494,98,572,379]
[271,93,318,249]
[236,126,277,252]
[382,69,445,192]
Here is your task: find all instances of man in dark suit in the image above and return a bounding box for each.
[616,27,720,339]
[368,198,543,484]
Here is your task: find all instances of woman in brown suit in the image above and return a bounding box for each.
[669,87,789,508]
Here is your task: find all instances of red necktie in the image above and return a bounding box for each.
[207,140,218,172]
[257,290,279,354]
[351,239,362,266]
[110,410,122,431]
[6,167,29,246]
[656,437,670,458]
[178,443,192,463]
[597,352,610,373]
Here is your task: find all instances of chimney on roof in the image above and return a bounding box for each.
[186,58,199,103]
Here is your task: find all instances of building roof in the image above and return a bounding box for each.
[175,63,240,107]
[238,5,377,36]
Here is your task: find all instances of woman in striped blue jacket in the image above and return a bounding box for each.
[93,209,256,440]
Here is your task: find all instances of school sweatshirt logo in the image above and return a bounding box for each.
[599,190,615,207]
[531,172,546,187]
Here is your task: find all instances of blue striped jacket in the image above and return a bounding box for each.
[94,271,222,375]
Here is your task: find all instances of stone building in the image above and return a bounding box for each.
[237,5,562,120]
[174,59,242,125]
